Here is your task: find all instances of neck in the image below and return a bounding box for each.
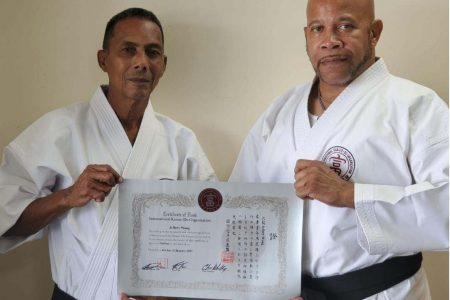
[308,80,348,118]
[318,81,347,104]
[105,88,149,145]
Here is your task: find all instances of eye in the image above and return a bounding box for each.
[147,49,162,59]
[310,25,323,33]
[122,46,136,54]
[337,23,354,31]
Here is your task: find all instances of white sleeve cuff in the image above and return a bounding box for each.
[355,183,389,255]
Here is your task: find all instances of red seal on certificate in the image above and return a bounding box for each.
[198,188,223,212]
[221,251,235,264]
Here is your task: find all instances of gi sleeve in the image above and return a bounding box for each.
[0,143,55,253]
[177,131,217,182]
[355,95,449,255]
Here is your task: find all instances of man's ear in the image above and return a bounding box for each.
[158,55,168,78]
[163,55,168,73]
[97,49,108,72]
[303,26,308,40]
[370,19,383,47]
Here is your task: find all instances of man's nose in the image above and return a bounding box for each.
[320,30,343,49]
[133,50,149,71]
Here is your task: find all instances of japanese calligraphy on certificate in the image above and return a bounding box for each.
[118,180,303,300]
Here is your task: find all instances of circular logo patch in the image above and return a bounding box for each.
[198,188,223,212]
[322,146,355,181]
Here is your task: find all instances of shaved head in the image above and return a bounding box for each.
[306,0,375,24]
[303,0,383,87]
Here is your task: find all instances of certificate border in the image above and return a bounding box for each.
[131,193,289,295]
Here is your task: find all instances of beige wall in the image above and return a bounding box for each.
[0,0,448,299]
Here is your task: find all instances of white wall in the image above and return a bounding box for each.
[0,1,448,299]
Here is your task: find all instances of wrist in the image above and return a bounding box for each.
[341,182,355,208]
[59,187,74,211]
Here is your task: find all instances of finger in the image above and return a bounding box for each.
[297,174,329,200]
[294,179,310,199]
[294,168,307,182]
[295,187,311,199]
[89,164,123,183]
[295,164,329,184]
[294,166,316,182]
[295,159,330,174]
[294,160,317,175]
[117,293,139,300]
[295,170,327,200]
[103,165,123,183]
[118,293,138,300]
[118,293,128,300]
[86,170,121,186]
[87,179,114,194]
[90,189,107,202]
[294,159,312,173]
[83,165,123,185]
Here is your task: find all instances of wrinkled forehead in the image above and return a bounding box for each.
[112,18,164,45]
[306,0,374,23]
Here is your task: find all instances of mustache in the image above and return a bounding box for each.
[126,74,153,82]
[318,55,349,64]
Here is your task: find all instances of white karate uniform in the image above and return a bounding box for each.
[0,86,216,299]
[230,59,448,299]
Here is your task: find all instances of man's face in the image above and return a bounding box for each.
[98,18,167,102]
[304,0,379,86]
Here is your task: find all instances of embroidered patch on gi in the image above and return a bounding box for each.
[198,188,223,212]
[322,146,355,181]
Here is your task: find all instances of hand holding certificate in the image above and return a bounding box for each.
[118,180,303,299]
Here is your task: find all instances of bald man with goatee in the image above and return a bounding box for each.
[230,0,448,299]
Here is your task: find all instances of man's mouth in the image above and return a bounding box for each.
[128,77,151,83]
[319,55,348,64]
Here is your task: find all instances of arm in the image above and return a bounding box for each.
[3,164,122,237]
[293,140,448,254]
[354,139,448,254]
[175,130,217,181]
[354,94,449,254]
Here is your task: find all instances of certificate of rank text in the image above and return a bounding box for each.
[118,180,303,299]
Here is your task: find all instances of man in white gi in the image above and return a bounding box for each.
[230,0,448,299]
[0,8,215,300]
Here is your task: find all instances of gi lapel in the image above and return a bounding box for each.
[293,82,314,157]
[90,87,132,171]
[294,60,390,160]
[76,88,159,299]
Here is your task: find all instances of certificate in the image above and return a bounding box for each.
[118,180,303,300]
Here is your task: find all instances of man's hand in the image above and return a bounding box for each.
[3,164,122,237]
[63,164,122,208]
[294,159,354,208]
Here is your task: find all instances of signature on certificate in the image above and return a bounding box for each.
[142,261,189,271]
[172,261,188,271]
[142,263,163,270]
[202,263,228,273]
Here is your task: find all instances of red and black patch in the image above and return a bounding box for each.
[198,188,223,212]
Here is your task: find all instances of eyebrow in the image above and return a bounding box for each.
[336,15,357,23]
[121,40,163,50]
[306,20,321,28]
[307,15,358,27]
